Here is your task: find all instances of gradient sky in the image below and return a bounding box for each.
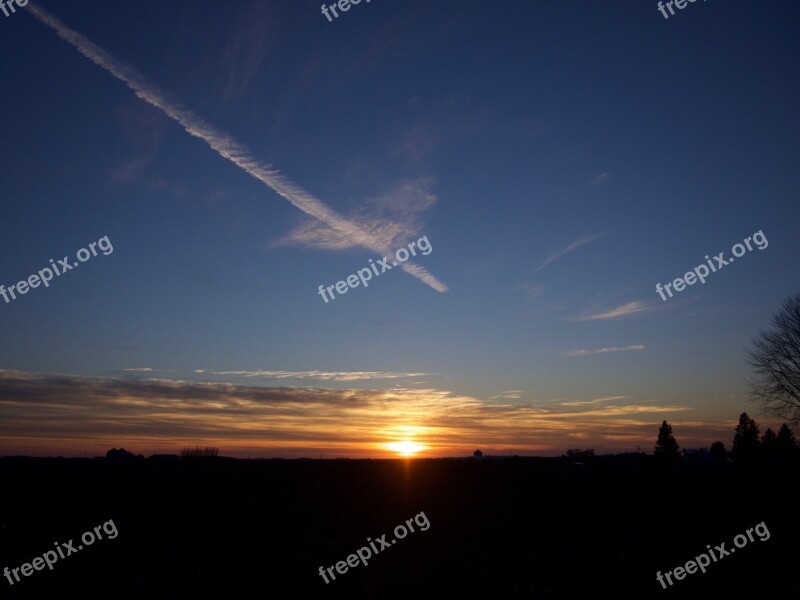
[1,0,798,458]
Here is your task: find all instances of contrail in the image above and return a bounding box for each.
[24,2,447,293]
[536,233,604,272]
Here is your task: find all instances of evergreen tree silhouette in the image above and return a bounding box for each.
[654,420,680,460]
[776,423,798,454]
[732,412,761,463]
[762,427,778,455]
[709,440,727,462]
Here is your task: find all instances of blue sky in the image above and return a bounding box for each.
[0,0,798,457]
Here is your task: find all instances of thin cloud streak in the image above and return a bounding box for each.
[576,302,657,321]
[567,345,645,357]
[24,2,447,293]
[536,233,604,271]
[515,284,544,299]
[208,370,428,381]
[559,396,629,406]
[489,390,524,400]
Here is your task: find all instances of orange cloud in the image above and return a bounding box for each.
[0,370,739,458]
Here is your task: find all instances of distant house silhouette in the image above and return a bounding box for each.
[681,448,713,464]
[473,449,483,460]
[105,448,142,462]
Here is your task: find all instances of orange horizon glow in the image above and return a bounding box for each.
[0,371,774,460]
[385,440,426,457]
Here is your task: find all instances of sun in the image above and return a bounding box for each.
[386,440,425,457]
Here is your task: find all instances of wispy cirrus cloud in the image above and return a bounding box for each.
[275,177,437,254]
[553,405,687,417]
[536,233,604,272]
[25,3,447,293]
[392,122,441,163]
[219,0,273,101]
[515,284,544,299]
[110,104,164,183]
[559,396,629,407]
[207,370,428,382]
[575,301,658,321]
[489,390,524,400]
[567,345,645,357]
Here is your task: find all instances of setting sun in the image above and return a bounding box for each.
[386,441,425,457]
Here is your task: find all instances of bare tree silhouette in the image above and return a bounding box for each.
[747,293,800,429]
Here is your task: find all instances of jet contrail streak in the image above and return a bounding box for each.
[25,2,447,293]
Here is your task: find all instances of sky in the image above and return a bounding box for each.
[0,0,798,458]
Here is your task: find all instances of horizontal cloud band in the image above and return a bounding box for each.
[0,370,715,459]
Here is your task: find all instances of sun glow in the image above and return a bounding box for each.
[386,440,425,457]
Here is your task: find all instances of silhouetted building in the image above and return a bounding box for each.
[473,449,483,460]
[105,448,142,462]
[682,448,713,464]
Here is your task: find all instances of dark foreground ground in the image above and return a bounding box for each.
[0,455,798,599]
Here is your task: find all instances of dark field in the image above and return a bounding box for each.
[1,456,797,599]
